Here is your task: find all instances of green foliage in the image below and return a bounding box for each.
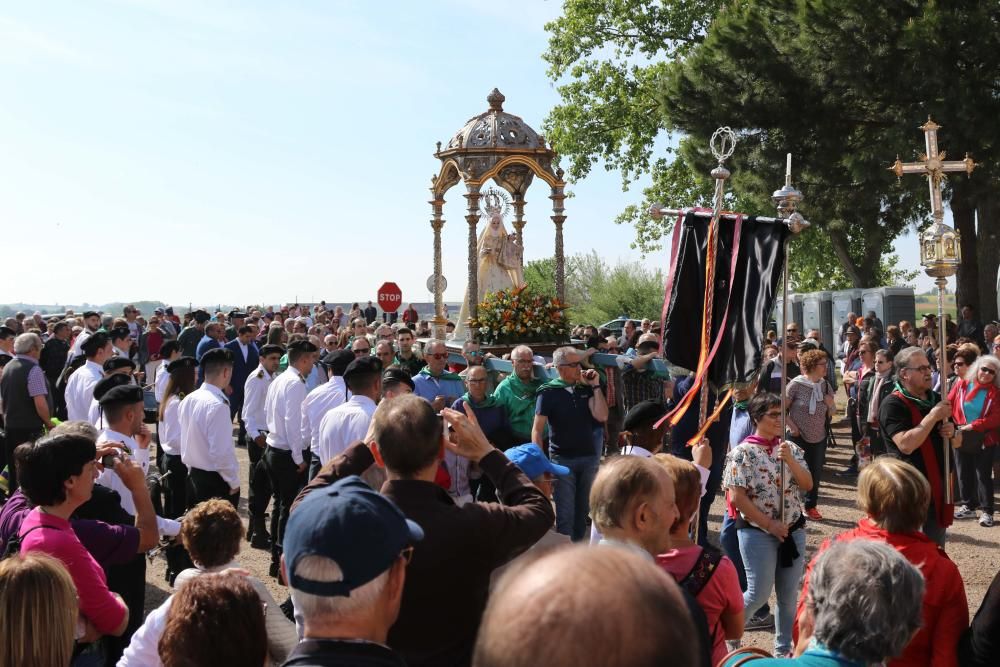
[525,252,665,326]
[543,0,1000,291]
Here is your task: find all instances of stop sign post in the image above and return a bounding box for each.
[377,282,402,313]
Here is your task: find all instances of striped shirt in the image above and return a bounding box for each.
[15,355,47,397]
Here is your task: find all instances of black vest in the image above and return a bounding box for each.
[1,358,51,431]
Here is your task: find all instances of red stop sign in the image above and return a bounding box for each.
[377,282,403,312]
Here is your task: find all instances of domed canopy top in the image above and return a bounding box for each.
[444,88,545,152]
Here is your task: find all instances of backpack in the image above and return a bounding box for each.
[1,524,54,560]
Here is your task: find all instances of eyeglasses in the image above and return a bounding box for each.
[875,359,891,365]
[904,365,932,373]
[467,378,487,384]
[763,410,782,419]
[513,358,533,364]
[558,361,581,368]
[400,546,414,564]
[467,351,482,357]
[431,353,448,360]
[354,348,370,355]
[980,367,998,376]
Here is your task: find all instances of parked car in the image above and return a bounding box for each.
[599,316,633,337]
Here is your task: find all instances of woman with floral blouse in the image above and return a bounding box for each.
[723,392,813,658]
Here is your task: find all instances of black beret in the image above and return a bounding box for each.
[322,349,355,376]
[98,383,143,407]
[103,356,135,372]
[81,332,111,356]
[94,374,134,403]
[82,311,100,319]
[288,339,318,353]
[229,310,248,319]
[381,367,415,391]
[259,344,285,357]
[0,326,15,340]
[192,310,211,324]
[344,356,383,381]
[200,348,234,366]
[623,400,668,432]
[167,356,198,373]
[109,327,130,341]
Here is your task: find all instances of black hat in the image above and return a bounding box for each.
[192,310,211,324]
[288,339,319,354]
[229,310,248,319]
[0,326,15,340]
[845,325,861,337]
[167,356,198,373]
[343,356,383,382]
[81,332,111,357]
[109,327,130,342]
[623,400,668,433]
[381,367,415,391]
[82,311,99,319]
[94,374,134,403]
[98,383,143,407]
[322,349,355,377]
[103,356,136,373]
[200,348,234,366]
[259,344,285,357]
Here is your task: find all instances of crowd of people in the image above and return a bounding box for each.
[0,300,998,666]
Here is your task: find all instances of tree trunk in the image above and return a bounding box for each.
[976,191,1000,322]
[951,181,978,317]
[829,228,878,288]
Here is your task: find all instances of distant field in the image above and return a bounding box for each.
[914,293,957,319]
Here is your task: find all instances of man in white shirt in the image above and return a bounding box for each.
[153,340,181,403]
[316,356,381,467]
[67,310,102,363]
[179,347,239,507]
[263,338,317,575]
[110,326,133,362]
[242,343,284,548]
[65,331,113,421]
[301,349,353,480]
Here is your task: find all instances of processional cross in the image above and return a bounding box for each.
[888,117,976,504]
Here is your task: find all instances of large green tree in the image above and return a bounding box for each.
[544,0,1000,316]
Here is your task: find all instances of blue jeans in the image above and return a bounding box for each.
[552,452,600,541]
[720,513,745,590]
[738,527,806,655]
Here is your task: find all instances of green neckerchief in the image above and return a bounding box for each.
[461,392,500,409]
[418,366,464,382]
[894,381,938,410]
[733,400,749,411]
[504,372,542,397]
[539,378,579,392]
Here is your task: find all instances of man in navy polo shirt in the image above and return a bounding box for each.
[532,346,608,541]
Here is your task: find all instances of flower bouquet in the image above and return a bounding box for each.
[470,285,570,345]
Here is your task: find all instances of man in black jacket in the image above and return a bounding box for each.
[39,321,72,419]
[293,395,554,667]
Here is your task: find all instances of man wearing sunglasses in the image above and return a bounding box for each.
[878,347,961,547]
[412,340,465,412]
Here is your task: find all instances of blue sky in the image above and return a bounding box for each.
[0,0,940,308]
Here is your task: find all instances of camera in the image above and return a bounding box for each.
[101,454,120,469]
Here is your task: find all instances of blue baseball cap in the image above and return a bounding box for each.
[284,476,423,597]
[504,443,570,480]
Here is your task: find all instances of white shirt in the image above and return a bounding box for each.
[178,383,239,488]
[158,395,182,455]
[301,376,348,447]
[96,428,151,518]
[265,368,309,465]
[68,328,95,362]
[113,345,131,360]
[153,360,170,403]
[237,339,249,362]
[242,365,274,438]
[65,360,104,421]
[316,394,377,466]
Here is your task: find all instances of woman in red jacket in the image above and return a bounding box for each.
[949,354,1000,527]
[794,457,968,666]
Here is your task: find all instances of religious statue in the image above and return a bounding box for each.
[454,189,525,338]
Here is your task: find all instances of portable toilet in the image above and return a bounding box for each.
[879,287,916,329]
[862,288,886,328]
[792,293,805,333]
[801,291,835,348]
[832,289,862,332]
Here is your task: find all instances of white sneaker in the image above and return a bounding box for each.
[980,512,994,527]
[954,505,977,519]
